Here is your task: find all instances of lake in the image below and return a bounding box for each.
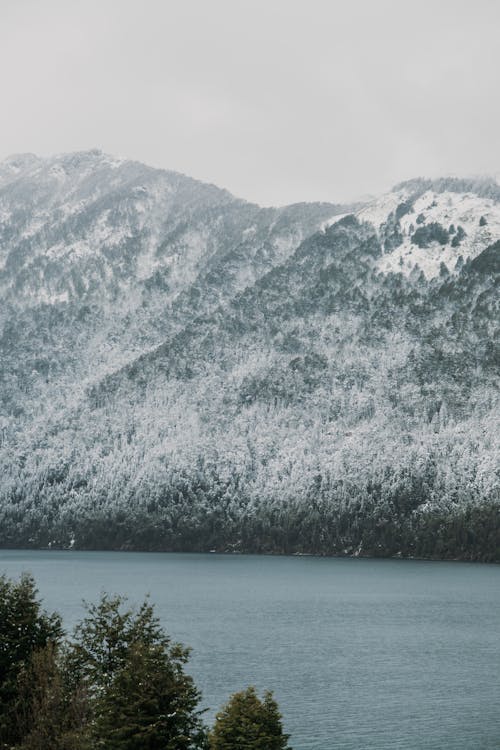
[0,550,499,750]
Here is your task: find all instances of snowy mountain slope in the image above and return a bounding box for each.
[325,177,500,278]
[0,151,344,310]
[0,156,498,559]
[0,150,236,307]
[0,151,345,408]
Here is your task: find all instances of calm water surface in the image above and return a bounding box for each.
[1,551,499,750]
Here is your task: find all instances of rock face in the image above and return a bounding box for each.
[0,153,498,559]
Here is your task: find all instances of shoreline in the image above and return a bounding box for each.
[0,546,498,565]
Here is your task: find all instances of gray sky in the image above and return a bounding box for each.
[1,0,499,206]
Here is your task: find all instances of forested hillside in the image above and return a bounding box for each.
[0,153,498,560]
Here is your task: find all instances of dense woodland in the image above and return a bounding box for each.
[0,155,498,560]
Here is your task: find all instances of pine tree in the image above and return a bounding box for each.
[210,687,290,750]
[14,643,89,750]
[67,593,208,749]
[92,640,207,750]
[0,574,62,748]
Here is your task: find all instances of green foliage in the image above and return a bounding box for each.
[0,574,63,748]
[67,594,167,689]
[91,640,207,750]
[210,687,290,750]
[0,579,290,750]
[67,594,207,750]
[13,643,89,750]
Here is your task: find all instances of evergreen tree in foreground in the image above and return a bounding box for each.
[210,687,291,750]
[0,574,63,748]
[66,593,208,749]
[0,576,291,749]
[13,642,89,750]
[92,639,207,750]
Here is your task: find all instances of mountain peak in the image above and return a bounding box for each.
[321,178,500,279]
[0,152,42,178]
[393,175,500,202]
[0,153,497,561]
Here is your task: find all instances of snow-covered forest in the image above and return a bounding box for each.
[0,152,498,559]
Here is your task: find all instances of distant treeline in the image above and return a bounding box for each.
[1,501,498,563]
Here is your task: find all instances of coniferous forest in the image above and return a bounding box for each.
[0,154,498,561]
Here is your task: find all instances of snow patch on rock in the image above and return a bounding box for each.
[358,188,500,278]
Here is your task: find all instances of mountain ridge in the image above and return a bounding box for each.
[0,152,498,560]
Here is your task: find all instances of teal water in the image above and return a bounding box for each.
[0,551,499,750]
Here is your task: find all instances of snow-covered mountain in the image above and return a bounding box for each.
[324,176,500,278]
[0,150,341,310]
[0,154,498,560]
[0,150,345,392]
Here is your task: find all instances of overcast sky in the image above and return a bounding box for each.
[1,0,499,206]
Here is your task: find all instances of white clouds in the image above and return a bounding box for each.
[1,0,499,205]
